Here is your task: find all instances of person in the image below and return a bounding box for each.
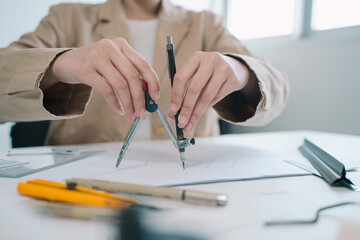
[0,0,289,145]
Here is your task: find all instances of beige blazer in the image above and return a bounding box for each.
[0,0,289,145]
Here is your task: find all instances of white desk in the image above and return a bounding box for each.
[1,131,360,240]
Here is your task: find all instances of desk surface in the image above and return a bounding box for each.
[1,131,360,240]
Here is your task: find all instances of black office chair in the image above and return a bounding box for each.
[10,121,50,148]
[10,120,228,148]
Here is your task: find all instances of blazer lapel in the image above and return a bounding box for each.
[94,0,131,44]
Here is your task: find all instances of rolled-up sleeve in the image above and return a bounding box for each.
[203,11,290,126]
[0,5,92,123]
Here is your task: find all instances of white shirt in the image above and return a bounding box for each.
[127,19,158,141]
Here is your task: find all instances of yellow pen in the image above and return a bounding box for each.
[18,179,137,210]
[28,179,137,203]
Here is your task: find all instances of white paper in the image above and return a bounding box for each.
[83,137,309,186]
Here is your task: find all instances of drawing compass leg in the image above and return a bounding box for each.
[116,92,195,169]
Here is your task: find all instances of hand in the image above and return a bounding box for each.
[168,51,249,132]
[42,38,160,121]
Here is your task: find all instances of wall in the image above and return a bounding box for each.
[224,27,360,135]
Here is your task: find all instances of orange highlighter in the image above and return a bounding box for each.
[18,179,138,210]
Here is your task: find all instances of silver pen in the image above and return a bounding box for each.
[67,178,228,206]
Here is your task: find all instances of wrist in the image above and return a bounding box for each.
[40,50,70,91]
[225,55,250,90]
[40,64,59,91]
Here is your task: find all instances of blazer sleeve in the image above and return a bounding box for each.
[0,4,91,123]
[202,11,290,126]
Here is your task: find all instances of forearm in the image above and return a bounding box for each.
[203,11,289,126]
[40,53,65,91]
[0,47,92,122]
[237,61,261,113]
[228,56,261,111]
[213,59,261,123]
[214,53,289,126]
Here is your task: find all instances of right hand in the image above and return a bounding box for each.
[42,38,160,121]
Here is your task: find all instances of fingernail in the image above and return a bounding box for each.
[184,123,193,132]
[139,107,146,119]
[118,108,125,115]
[130,113,137,121]
[178,115,187,128]
[155,91,160,102]
[167,112,175,120]
[171,103,178,114]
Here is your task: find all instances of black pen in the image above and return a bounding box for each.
[166,36,186,169]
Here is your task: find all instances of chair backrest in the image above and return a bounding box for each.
[10,121,50,148]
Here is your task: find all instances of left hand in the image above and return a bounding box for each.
[168,51,250,132]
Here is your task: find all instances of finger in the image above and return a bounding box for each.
[113,38,160,102]
[141,77,148,92]
[171,52,202,114]
[184,73,226,132]
[96,60,136,121]
[168,112,175,120]
[109,49,145,119]
[177,63,214,128]
[86,72,124,115]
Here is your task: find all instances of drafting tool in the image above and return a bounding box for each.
[18,179,137,210]
[284,160,358,177]
[0,159,27,170]
[67,178,228,206]
[6,147,85,156]
[299,139,360,191]
[116,37,195,169]
[116,92,195,168]
[0,149,102,178]
[166,36,187,169]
